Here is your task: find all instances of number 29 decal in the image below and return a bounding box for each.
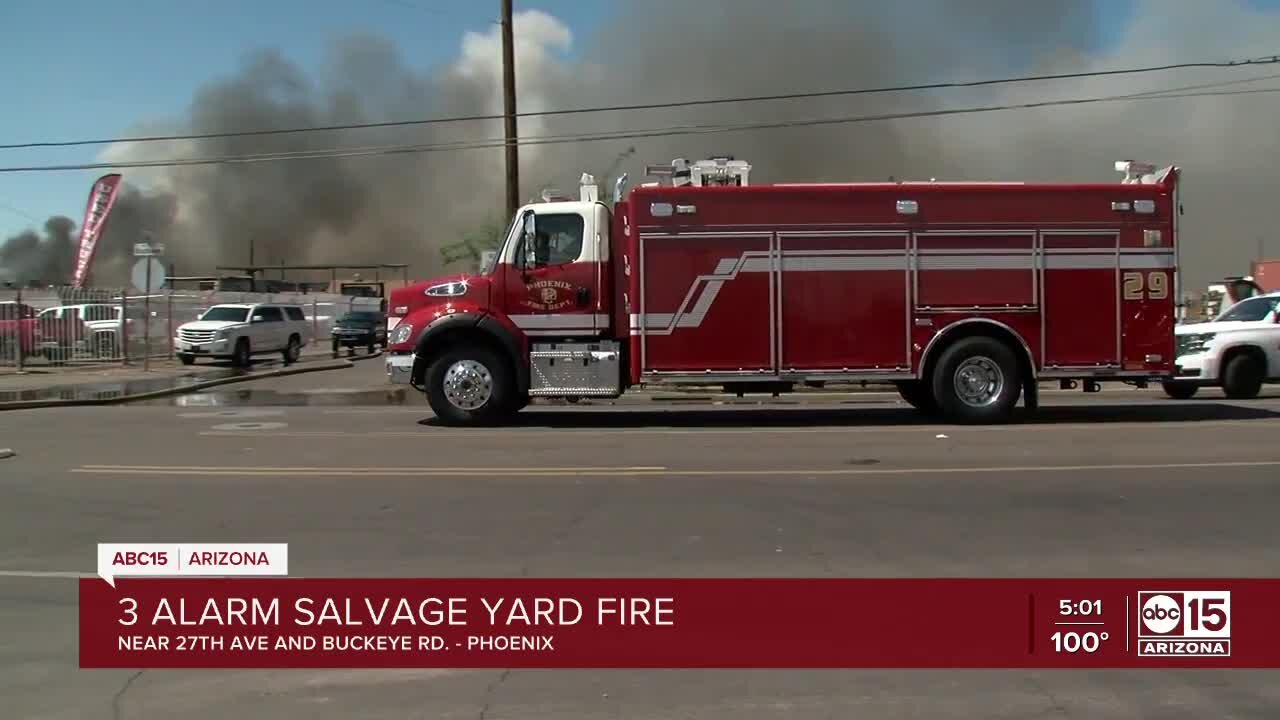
[1123,271,1169,301]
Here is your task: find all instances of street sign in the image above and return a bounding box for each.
[131,258,166,293]
[133,242,165,257]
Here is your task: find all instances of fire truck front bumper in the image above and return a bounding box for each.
[1172,352,1216,382]
[386,353,414,385]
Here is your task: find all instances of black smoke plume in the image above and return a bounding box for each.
[4,0,1278,291]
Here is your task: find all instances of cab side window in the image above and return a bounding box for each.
[527,213,585,268]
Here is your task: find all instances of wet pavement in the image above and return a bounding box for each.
[0,367,246,403]
[144,386,417,407]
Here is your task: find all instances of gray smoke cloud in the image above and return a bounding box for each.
[4,0,1277,291]
[0,216,76,286]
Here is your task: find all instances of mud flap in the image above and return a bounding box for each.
[1022,377,1039,412]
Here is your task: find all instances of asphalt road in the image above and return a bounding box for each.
[1,368,1279,719]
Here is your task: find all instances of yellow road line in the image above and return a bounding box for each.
[79,464,666,472]
[196,417,1280,439]
[70,460,1280,478]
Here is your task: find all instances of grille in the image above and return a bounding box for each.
[179,329,218,343]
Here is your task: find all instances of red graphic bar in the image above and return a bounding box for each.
[79,579,1280,669]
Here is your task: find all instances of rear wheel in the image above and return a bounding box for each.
[1221,353,1264,399]
[1161,380,1198,400]
[931,336,1022,424]
[424,345,515,426]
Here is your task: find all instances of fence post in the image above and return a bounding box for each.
[120,291,130,366]
[14,286,24,373]
[312,298,318,345]
[167,290,174,360]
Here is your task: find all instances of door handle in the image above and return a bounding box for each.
[576,287,590,307]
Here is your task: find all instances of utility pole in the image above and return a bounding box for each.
[501,0,519,218]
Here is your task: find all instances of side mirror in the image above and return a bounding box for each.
[251,315,264,323]
[520,210,537,269]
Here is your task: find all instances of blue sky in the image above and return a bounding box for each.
[1,0,1278,241]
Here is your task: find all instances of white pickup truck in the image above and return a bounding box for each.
[174,303,311,366]
[1164,291,1280,399]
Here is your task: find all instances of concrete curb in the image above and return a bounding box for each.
[0,359,355,412]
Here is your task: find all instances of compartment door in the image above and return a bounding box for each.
[638,232,774,374]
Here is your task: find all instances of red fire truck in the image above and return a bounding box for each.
[386,157,1180,426]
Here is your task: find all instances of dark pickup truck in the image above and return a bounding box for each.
[331,310,386,357]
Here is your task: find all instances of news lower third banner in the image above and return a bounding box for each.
[80,577,1280,668]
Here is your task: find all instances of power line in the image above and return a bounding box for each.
[3,76,1278,174]
[2,54,1278,151]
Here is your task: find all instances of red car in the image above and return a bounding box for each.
[0,301,39,361]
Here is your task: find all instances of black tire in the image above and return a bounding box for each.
[894,380,938,414]
[1161,380,1198,400]
[282,335,301,365]
[1221,353,1264,399]
[930,335,1022,424]
[423,344,515,426]
[231,338,251,367]
[178,353,195,366]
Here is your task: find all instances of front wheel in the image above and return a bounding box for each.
[178,353,195,366]
[282,335,301,365]
[1222,353,1264,399]
[231,338,251,367]
[894,380,938,414]
[424,345,515,426]
[931,336,1022,424]
[1161,380,1198,400]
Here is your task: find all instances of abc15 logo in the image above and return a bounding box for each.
[1137,591,1231,638]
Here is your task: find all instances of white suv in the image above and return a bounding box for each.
[174,303,312,366]
[1164,291,1280,399]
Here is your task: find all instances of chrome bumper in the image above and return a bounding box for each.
[386,354,414,384]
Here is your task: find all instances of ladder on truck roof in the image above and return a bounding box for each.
[1116,160,1176,184]
[643,156,752,187]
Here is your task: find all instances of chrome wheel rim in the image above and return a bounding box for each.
[443,359,493,411]
[953,356,1004,407]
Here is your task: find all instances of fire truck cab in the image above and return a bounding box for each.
[387,157,1181,426]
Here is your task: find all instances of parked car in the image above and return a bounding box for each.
[173,303,312,367]
[330,309,386,357]
[33,306,93,363]
[0,301,39,361]
[36,302,117,358]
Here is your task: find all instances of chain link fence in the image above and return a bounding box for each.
[1,286,382,373]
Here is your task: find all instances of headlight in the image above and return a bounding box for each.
[1179,332,1215,353]
[389,324,413,345]
[425,281,467,297]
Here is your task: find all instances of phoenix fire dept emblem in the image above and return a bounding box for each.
[523,279,575,311]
